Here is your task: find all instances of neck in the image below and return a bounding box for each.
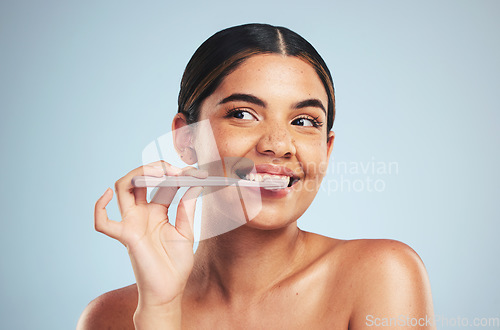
[190,222,305,303]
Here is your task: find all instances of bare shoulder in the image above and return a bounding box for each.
[336,238,427,273]
[334,239,435,329]
[333,238,432,293]
[301,232,422,267]
[299,234,434,328]
[297,233,431,292]
[300,234,430,291]
[76,284,138,330]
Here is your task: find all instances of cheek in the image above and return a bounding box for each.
[193,122,223,162]
[211,125,255,157]
[298,139,330,177]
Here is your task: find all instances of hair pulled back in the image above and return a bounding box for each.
[178,23,335,131]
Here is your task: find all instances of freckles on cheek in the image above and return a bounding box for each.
[220,139,251,156]
[213,127,252,156]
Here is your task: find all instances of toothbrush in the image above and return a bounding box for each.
[131,176,287,190]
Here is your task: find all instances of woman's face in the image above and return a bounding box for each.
[193,54,334,229]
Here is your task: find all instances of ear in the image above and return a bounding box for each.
[326,131,335,159]
[172,113,197,165]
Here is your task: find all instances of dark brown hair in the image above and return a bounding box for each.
[178,23,335,131]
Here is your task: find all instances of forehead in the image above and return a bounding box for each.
[213,54,328,103]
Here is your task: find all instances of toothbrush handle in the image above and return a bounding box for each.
[131,176,286,189]
[132,176,236,187]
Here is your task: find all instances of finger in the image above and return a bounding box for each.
[175,186,203,242]
[149,166,207,208]
[153,161,184,176]
[94,188,121,239]
[116,161,182,213]
[146,201,170,221]
[133,187,148,204]
[135,162,183,204]
[180,166,209,179]
[150,186,180,207]
[148,165,206,206]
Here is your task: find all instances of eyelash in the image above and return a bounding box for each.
[224,108,324,128]
[293,115,324,128]
[224,108,253,119]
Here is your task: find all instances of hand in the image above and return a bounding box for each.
[94,161,207,309]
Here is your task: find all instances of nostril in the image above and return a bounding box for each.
[256,132,296,158]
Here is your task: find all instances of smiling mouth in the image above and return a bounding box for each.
[236,171,300,188]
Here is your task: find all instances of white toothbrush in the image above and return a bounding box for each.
[131,176,288,190]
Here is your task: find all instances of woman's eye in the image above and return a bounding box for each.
[228,109,254,120]
[292,117,321,127]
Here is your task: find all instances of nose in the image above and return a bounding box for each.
[256,123,296,159]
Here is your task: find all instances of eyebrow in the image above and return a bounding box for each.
[218,93,325,114]
[218,93,266,107]
[293,99,326,114]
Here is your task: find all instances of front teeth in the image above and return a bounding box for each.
[244,173,291,187]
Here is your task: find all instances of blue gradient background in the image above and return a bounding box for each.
[1,1,499,329]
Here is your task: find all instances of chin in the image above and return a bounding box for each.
[243,212,298,231]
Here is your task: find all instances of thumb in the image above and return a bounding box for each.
[174,186,203,242]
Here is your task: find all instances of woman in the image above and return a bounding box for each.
[78,24,435,329]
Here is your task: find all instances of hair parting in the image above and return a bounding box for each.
[178,23,335,131]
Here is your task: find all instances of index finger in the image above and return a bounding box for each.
[148,166,208,206]
[115,161,182,214]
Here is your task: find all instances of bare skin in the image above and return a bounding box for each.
[78,55,434,329]
[78,235,433,329]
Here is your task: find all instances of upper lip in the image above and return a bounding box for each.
[232,161,301,181]
[253,164,298,178]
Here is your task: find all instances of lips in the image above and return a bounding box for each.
[243,172,291,187]
[236,163,301,189]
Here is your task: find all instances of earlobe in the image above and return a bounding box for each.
[326,131,335,158]
[172,114,198,165]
